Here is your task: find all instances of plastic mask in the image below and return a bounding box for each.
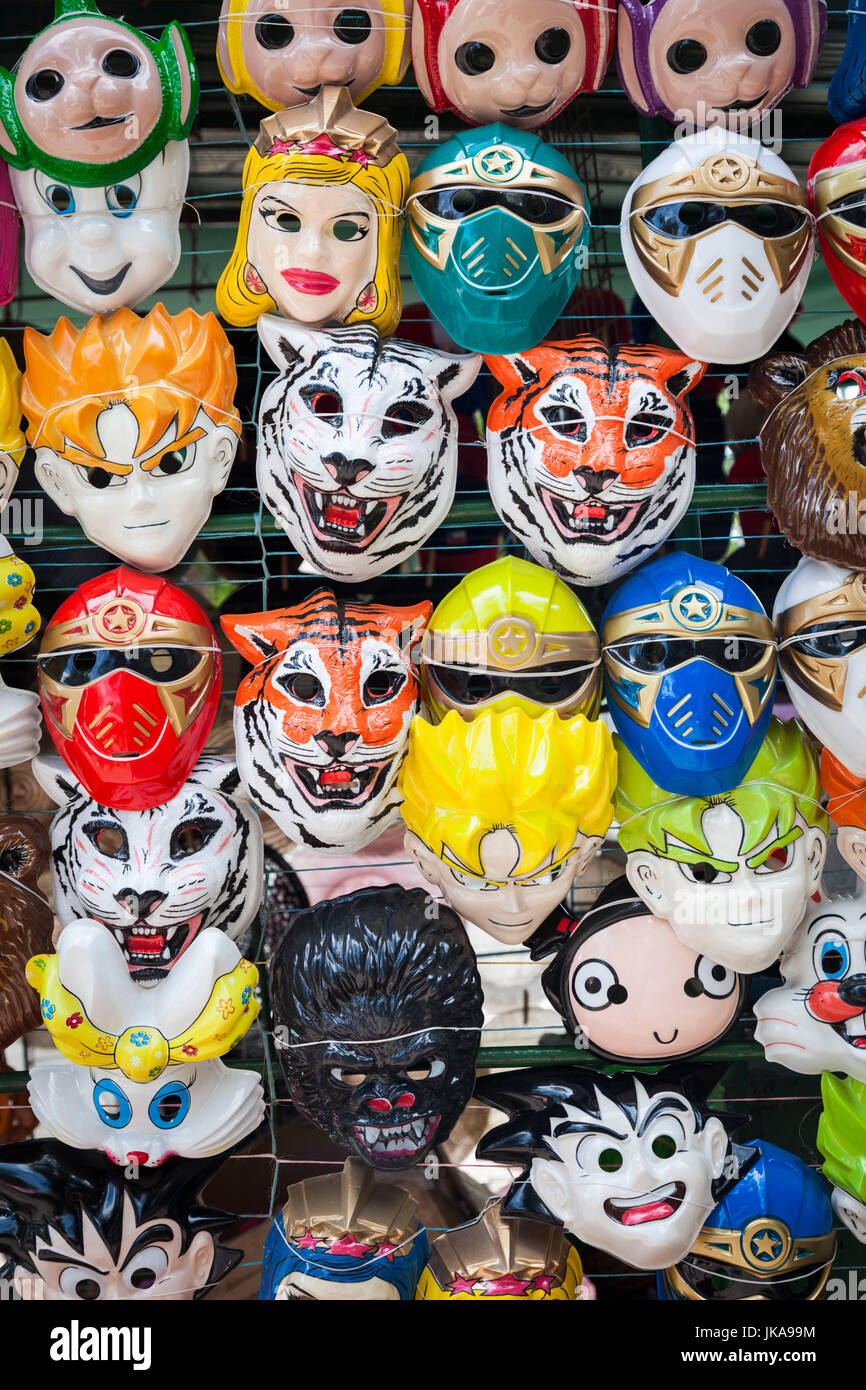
[260,1159,428,1301]
[222,590,430,854]
[23,307,241,574]
[773,557,866,778]
[602,552,777,796]
[617,0,825,128]
[0,339,26,514]
[658,1139,834,1300]
[406,123,589,354]
[829,0,866,125]
[0,815,54,1052]
[615,718,828,973]
[400,708,616,945]
[217,87,408,336]
[485,337,707,586]
[0,541,39,658]
[0,0,198,188]
[256,316,481,582]
[420,555,601,724]
[818,1071,866,1245]
[754,883,866,1079]
[751,319,866,568]
[33,754,264,983]
[0,162,18,306]
[11,141,189,316]
[412,0,614,129]
[37,567,222,813]
[0,1141,242,1302]
[476,1066,737,1271]
[218,2,412,111]
[271,886,483,1169]
[821,748,866,886]
[808,123,866,327]
[621,128,813,364]
[539,878,744,1062]
[416,1201,583,1300]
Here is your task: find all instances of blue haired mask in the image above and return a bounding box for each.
[658,1139,835,1301]
[259,1213,429,1301]
[602,553,776,796]
[406,124,589,354]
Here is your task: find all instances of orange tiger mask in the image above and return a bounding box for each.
[485,337,706,586]
[222,589,430,853]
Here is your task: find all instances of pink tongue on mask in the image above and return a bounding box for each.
[621,1198,675,1226]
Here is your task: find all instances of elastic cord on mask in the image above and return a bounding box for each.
[759,353,866,440]
[776,623,866,653]
[28,385,241,451]
[602,632,777,656]
[248,180,406,219]
[268,408,453,443]
[675,1249,835,1288]
[626,197,814,228]
[506,416,695,450]
[35,642,221,664]
[273,1024,483,1053]
[613,778,828,835]
[425,657,601,678]
[407,189,590,226]
[22,197,189,221]
[0,863,49,907]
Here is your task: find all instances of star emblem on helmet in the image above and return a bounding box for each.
[474,147,523,182]
[750,1227,784,1261]
[94,598,147,643]
[486,616,537,667]
[670,587,721,630]
[706,154,750,191]
[740,1216,792,1272]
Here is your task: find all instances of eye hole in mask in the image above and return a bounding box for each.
[41,645,205,688]
[827,191,866,231]
[790,621,866,660]
[642,201,807,240]
[415,187,578,226]
[430,664,591,706]
[608,637,770,674]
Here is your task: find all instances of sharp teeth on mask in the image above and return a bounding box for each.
[161,947,171,960]
[166,924,179,940]
[114,930,125,945]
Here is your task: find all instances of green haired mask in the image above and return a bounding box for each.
[0,0,198,187]
[615,716,828,866]
[818,1072,866,1204]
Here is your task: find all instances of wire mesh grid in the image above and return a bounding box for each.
[0,0,859,1298]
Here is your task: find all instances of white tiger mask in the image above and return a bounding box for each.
[754,883,866,1080]
[256,316,481,581]
[485,339,706,586]
[32,754,264,984]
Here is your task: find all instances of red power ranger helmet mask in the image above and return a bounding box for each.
[809,118,866,321]
[37,568,221,811]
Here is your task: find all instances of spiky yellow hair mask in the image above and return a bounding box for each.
[0,338,24,468]
[399,708,616,875]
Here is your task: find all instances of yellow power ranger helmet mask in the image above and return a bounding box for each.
[420,556,601,723]
[416,1200,582,1300]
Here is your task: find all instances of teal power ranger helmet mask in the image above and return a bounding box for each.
[406,124,589,354]
[0,0,198,188]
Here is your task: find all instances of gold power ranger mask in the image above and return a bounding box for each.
[621,129,813,364]
[773,556,866,777]
[659,1139,835,1301]
[420,556,601,723]
[37,567,222,812]
[809,118,866,322]
[405,123,589,354]
[602,552,776,797]
[417,1200,582,1300]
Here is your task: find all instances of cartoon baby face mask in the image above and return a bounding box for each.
[818,1072,866,1246]
[809,122,866,327]
[218,1,413,112]
[411,0,615,129]
[23,307,241,574]
[399,708,616,946]
[602,552,777,797]
[538,877,744,1062]
[750,320,866,570]
[406,124,589,355]
[420,555,601,724]
[616,0,825,129]
[260,1159,428,1301]
[38,567,222,813]
[774,557,866,778]
[615,718,828,974]
[486,337,707,587]
[33,754,264,983]
[0,1,198,188]
[0,1141,242,1302]
[271,886,483,1169]
[417,1199,583,1301]
[222,590,430,853]
[658,1138,834,1301]
[11,141,189,317]
[476,1066,741,1271]
[0,816,54,1053]
[217,87,408,336]
[256,317,481,582]
[754,882,866,1079]
[621,128,813,365]
[26,918,265,1167]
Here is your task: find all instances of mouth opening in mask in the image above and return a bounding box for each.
[541,485,650,544]
[351,1113,440,1163]
[298,476,402,549]
[604,1181,687,1226]
[287,756,388,807]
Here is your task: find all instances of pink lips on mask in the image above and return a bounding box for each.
[281,268,341,295]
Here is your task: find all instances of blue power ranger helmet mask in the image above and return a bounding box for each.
[406,124,589,355]
[602,553,777,796]
[657,1139,835,1301]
